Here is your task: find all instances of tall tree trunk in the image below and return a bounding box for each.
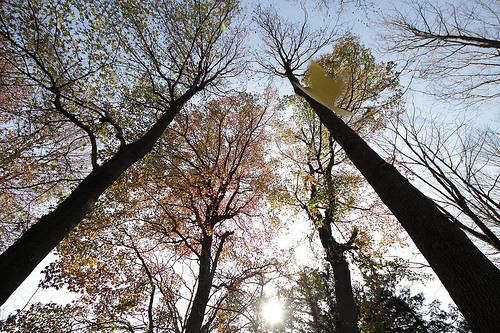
[330,257,357,333]
[318,226,358,333]
[0,102,184,306]
[185,233,214,333]
[286,70,500,333]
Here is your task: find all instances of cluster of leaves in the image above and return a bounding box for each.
[314,34,404,138]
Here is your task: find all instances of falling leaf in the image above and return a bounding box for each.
[294,61,352,117]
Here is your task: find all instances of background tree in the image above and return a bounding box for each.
[285,267,337,333]
[355,258,470,332]
[0,0,245,305]
[276,34,404,333]
[254,5,500,331]
[240,258,469,333]
[165,92,279,333]
[284,263,467,333]
[0,91,281,332]
[386,115,500,255]
[381,0,500,101]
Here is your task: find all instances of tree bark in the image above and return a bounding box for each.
[286,70,500,333]
[185,233,214,333]
[330,257,357,333]
[310,217,358,333]
[317,226,358,333]
[0,101,184,306]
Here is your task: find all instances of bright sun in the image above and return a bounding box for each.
[262,299,283,324]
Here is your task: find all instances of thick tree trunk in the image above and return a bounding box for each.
[185,234,213,333]
[0,105,182,306]
[287,72,500,332]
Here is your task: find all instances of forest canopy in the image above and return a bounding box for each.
[0,0,499,332]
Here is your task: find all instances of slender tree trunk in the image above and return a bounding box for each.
[330,257,357,333]
[0,103,183,306]
[286,70,500,333]
[185,233,214,333]
[318,226,358,333]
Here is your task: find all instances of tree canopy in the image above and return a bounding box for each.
[0,0,245,305]
[1,0,499,332]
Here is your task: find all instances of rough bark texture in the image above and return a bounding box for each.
[286,70,500,332]
[0,102,183,306]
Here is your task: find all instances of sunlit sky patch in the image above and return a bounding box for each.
[262,298,283,324]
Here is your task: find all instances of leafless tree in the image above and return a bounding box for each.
[389,114,500,253]
[381,0,500,101]
[253,4,340,78]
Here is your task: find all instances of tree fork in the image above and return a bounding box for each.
[285,70,500,332]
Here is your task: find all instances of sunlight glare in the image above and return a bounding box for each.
[262,298,283,324]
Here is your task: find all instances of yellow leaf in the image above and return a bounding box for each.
[294,61,352,117]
